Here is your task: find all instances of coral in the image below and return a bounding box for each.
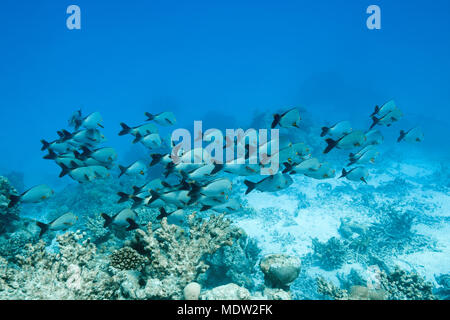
[124,213,242,299]
[0,176,20,234]
[183,282,201,300]
[435,274,450,300]
[259,254,301,289]
[110,247,146,270]
[312,237,348,271]
[316,277,348,300]
[0,230,122,299]
[378,266,435,300]
[201,283,251,300]
[201,232,261,290]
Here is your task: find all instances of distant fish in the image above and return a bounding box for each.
[271,108,301,129]
[363,129,384,146]
[304,162,335,180]
[370,100,397,118]
[36,212,78,237]
[59,162,109,182]
[339,167,369,184]
[370,107,403,129]
[323,130,367,154]
[118,160,148,178]
[8,184,54,208]
[282,158,321,174]
[119,122,158,136]
[145,111,177,126]
[200,198,242,214]
[101,209,139,231]
[348,146,379,166]
[244,173,293,195]
[321,121,352,139]
[397,127,424,143]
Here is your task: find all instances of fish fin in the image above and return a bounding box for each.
[80,146,92,158]
[43,149,57,160]
[118,165,127,177]
[132,186,142,195]
[117,192,130,203]
[84,174,90,181]
[323,138,338,154]
[40,140,50,151]
[132,132,143,144]
[97,123,104,128]
[210,163,223,175]
[70,160,80,169]
[61,130,73,140]
[282,162,293,174]
[360,177,368,184]
[271,114,281,129]
[200,205,212,212]
[320,127,329,137]
[147,190,160,205]
[243,180,257,195]
[36,221,49,238]
[126,218,139,231]
[163,162,175,178]
[339,168,348,178]
[150,153,163,166]
[397,130,406,142]
[101,213,113,228]
[187,184,201,197]
[8,194,21,208]
[58,163,70,178]
[161,181,172,188]
[156,208,168,220]
[118,122,131,136]
[145,112,155,121]
[370,105,380,117]
[369,116,379,130]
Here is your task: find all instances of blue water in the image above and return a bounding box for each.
[0,0,449,300]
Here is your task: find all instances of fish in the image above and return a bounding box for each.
[180,163,221,182]
[36,212,78,237]
[348,147,380,166]
[75,111,104,130]
[148,189,191,207]
[323,130,367,153]
[363,129,384,146]
[271,108,301,129]
[320,121,352,139]
[157,208,188,225]
[188,178,233,198]
[370,107,403,129]
[77,147,117,164]
[118,160,148,177]
[200,198,242,214]
[58,163,101,182]
[282,157,321,174]
[8,184,54,208]
[43,150,85,168]
[304,162,336,180]
[397,127,424,143]
[243,173,293,195]
[145,111,177,126]
[68,109,83,128]
[101,209,139,231]
[370,100,397,118]
[119,122,158,136]
[70,128,105,145]
[133,133,162,149]
[40,139,74,154]
[339,167,369,184]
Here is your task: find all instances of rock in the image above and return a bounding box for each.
[184,282,201,300]
[259,254,301,289]
[201,283,251,300]
[263,287,292,300]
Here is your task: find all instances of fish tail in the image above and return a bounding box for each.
[370,105,380,117]
[200,205,212,212]
[40,139,50,151]
[271,114,281,129]
[132,186,142,195]
[156,208,168,220]
[369,116,379,130]
[150,153,163,166]
[282,162,293,174]
[323,138,338,154]
[118,122,131,136]
[147,190,160,205]
[117,192,130,203]
[43,149,57,160]
[320,127,329,137]
[187,184,201,197]
[243,180,257,195]
[8,194,21,208]
[125,218,139,231]
[58,163,70,178]
[339,168,348,178]
[145,112,155,121]
[210,163,223,175]
[36,221,49,238]
[132,132,143,144]
[101,213,113,228]
[397,130,406,142]
[118,165,127,177]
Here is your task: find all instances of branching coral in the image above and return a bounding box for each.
[124,213,243,299]
[312,237,348,271]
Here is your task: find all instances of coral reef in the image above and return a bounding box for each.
[0,176,20,234]
[312,237,348,271]
[110,247,147,271]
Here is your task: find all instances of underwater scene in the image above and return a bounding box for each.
[0,1,449,301]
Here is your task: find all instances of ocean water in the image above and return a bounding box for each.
[0,0,449,300]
